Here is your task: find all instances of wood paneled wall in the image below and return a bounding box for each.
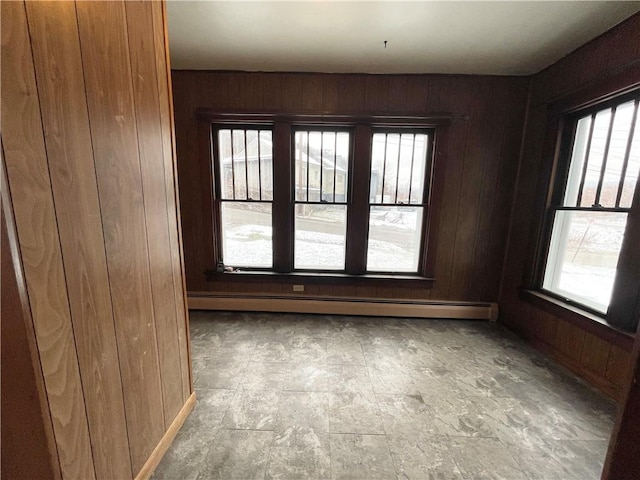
[1,156,59,480]
[1,1,191,478]
[499,13,640,400]
[172,71,529,301]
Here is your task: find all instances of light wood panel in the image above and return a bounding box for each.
[24,2,133,477]
[171,71,529,300]
[1,2,96,478]
[75,0,165,472]
[125,0,184,426]
[152,0,192,406]
[3,1,192,477]
[1,148,61,480]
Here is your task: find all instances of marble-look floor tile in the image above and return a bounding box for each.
[289,336,327,363]
[158,312,616,480]
[330,433,396,480]
[153,426,210,480]
[185,388,235,430]
[223,388,280,430]
[283,364,329,392]
[276,391,329,433]
[368,362,421,395]
[387,434,463,480]
[329,391,385,434]
[240,362,289,391]
[448,436,526,480]
[197,429,274,479]
[327,340,365,365]
[376,393,439,437]
[327,365,375,396]
[253,341,292,363]
[266,427,331,480]
[193,358,249,389]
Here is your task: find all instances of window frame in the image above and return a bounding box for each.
[210,123,276,271]
[199,112,447,287]
[534,88,640,329]
[291,125,353,273]
[366,127,434,275]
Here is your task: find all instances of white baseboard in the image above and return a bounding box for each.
[187,293,497,321]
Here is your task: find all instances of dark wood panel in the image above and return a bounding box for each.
[0,2,96,478]
[76,0,165,472]
[172,71,529,303]
[125,0,185,427]
[580,331,611,377]
[24,2,133,477]
[499,13,640,403]
[602,324,640,480]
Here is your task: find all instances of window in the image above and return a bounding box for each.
[209,119,436,278]
[293,129,350,270]
[213,127,274,268]
[542,94,640,313]
[367,131,430,273]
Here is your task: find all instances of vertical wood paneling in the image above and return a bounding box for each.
[152,0,192,404]
[125,0,184,426]
[499,14,640,401]
[24,2,133,477]
[2,155,61,480]
[75,0,165,472]
[429,80,472,299]
[173,72,528,302]
[1,2,96,478]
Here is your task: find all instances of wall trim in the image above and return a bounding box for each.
[187,293,496,320]
[135,392,196,480]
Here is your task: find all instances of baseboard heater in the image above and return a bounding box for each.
[187,293,498,321]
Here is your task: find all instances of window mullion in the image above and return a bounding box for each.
[273,121,293,272]
[345,124,372,275]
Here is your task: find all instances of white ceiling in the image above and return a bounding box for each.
[167,1,640,75]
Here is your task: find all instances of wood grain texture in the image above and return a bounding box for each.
[172,71,529,300]
[75,0,165,472]
[23,2,133,477]
[153,0,192,405]
[125,0,184,427]
[1,2,97,478]
[499,13,640,402]
[1,149,61,480]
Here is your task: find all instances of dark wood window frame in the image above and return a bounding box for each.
[197,111,449,288]
[525,80,640,334]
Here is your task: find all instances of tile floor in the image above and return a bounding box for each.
[154,311,617,480]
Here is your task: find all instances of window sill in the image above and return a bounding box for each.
[205,269,435,288]
[519,289,634,349]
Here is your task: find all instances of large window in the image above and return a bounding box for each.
[210,120,435,277]
[542,94,639,314]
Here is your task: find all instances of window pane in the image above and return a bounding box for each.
[600,101,635,207]
[218,129,234,199]
[367,206,423,272]
[620,111,640,208]
[221,202,272,268]
[543,211,627,313]
[295,131,349,204]
[563,116,592,206]
[370,133,428,204]
[294,204,346,270]
[580,109,612,207]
